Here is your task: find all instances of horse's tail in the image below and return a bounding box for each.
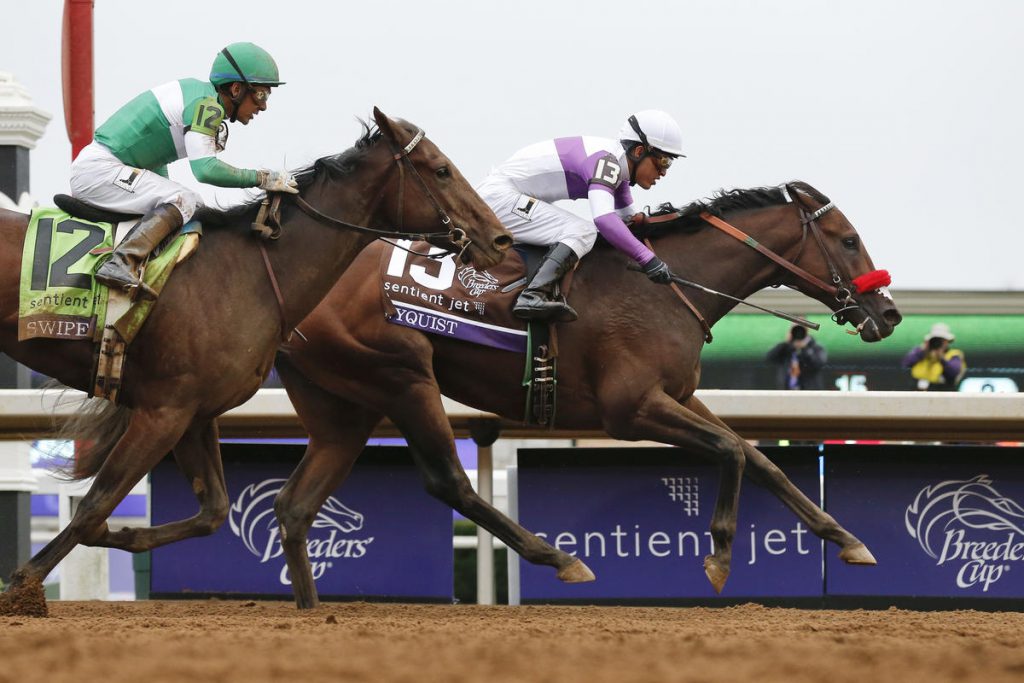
[53,397,134,481]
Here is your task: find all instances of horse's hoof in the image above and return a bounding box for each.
[0,577,48,617]
[556,559,596,583]
[839,543,877,565]
[703,555,730,594]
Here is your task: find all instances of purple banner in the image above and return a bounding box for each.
[150,444,453,600]
[388,301,526,353]
[825,444,1024,599]
[515,447,822,601]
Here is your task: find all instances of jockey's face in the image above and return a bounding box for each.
[630,146,671,190]
[226,84,271,125]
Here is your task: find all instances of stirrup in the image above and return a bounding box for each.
[96,265,158,301]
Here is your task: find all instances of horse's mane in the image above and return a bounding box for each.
[643,181,830,237]
[197,122,384,228]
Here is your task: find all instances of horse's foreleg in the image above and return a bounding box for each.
[601,390,746,593]
[743,443,876,564]
[684,396,876,566]
[388,383,593,584]
[90,418,229,552]
[274,361,379,609]
[2,406,192,614]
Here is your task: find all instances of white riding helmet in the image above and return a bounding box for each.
[618,109,686,157]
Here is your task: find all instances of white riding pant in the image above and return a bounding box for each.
[69,142,202,223]
[476,178,597,259]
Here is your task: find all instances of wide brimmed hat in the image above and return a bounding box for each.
[924,322,955,342]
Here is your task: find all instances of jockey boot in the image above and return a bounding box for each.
[95,204,184,299]
[513,243,580,322]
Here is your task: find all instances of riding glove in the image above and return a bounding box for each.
[642,256,673,284]
[258,170,300,194]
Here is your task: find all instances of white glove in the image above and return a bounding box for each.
[258,169,299,194]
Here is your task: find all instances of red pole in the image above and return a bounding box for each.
[62,0,94,160]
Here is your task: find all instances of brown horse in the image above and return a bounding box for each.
[273,181,902,608]
[0,108,512,615]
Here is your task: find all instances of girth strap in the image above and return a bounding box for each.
[258,242,291,342]
[643,238,713,343]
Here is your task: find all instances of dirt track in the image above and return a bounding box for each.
[2,601,1024,683]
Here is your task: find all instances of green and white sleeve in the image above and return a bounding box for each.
[183,96,260,188]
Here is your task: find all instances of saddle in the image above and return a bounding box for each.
[378,240,565,427]
[18,197,202,402]
[54,194,139,225]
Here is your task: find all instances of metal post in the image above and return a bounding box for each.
[0,442,37,583]
[0,73,50,584]
[58,480,108,600]
[468,418,501,605]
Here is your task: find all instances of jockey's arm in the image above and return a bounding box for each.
[152,165,169,179]
[588,185,656,266]
[185,132,260,188]
[183,96,260,189]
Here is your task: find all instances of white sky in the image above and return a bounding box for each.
[3,0,1022,290]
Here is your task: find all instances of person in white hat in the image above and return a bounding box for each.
[475,109,685,322]
[901,322,966,390]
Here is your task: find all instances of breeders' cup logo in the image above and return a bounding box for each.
[905,475,1024,592]
[229,478,375,586]
[457,266,499,297]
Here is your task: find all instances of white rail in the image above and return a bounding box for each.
[2,388,1023,441]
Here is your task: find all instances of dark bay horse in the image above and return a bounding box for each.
[0,108,512,615]
[273,181,902,609]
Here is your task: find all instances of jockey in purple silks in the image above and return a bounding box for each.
[476,109,686,322]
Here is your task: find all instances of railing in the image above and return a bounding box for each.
[3,388,1024,441]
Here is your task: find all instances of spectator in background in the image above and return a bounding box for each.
[766,324,828,390]
[902,322,966,391]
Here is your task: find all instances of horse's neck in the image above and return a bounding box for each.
[258,178,384,327]
[648,208,805,325]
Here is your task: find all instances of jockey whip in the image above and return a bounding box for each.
[628,265,820,330]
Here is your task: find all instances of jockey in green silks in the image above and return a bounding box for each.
[70,42,299,297]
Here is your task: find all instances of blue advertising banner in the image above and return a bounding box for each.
[825,444,1024,600]
[514,447,823,602]
[150,444,453,600]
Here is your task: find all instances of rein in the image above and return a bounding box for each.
[252,126,471,254]
[647,184,890,336]
[254,126,473,340]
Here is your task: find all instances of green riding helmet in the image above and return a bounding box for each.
[209,42,285,87]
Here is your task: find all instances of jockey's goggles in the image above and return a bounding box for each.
[650,151,674,170]
[249,88,271,104]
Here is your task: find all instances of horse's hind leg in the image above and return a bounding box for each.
[387,383,594,584]
[2,406,192,614]
[274,360,380,609]
[684,396,876,565]
[90,418,230,552]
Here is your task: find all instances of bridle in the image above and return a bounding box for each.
[651,183,890,338]
[252,126,473,261]
[253,125,477,342]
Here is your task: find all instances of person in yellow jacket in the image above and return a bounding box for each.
[901,322,966,391]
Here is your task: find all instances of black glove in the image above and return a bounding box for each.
[642,256,673,284]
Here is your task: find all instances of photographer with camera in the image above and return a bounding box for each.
[901,322,966,391]
[766,324,829,390]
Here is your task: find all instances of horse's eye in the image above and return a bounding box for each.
[436,166,451,179]
[841,236,858,249]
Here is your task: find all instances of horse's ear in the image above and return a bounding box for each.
[372,106,397,142]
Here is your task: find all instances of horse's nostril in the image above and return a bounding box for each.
[884,309,903,327]
[494,235,514,251]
